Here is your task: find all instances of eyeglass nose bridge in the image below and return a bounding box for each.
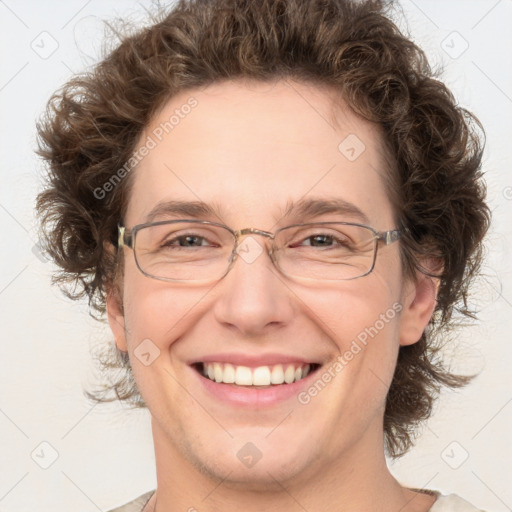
[232,227,276,254]
[227,226,278,270]
[235,227,275,239]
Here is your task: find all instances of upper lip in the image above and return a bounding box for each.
[189,353,319,368]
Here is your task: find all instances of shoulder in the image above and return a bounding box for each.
[105,490,487,512]
[430,493,488,512]
[105,490,155,512]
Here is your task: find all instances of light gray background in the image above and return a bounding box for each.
[0,1,511,511]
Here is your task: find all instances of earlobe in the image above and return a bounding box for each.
[106,286,128,352]
[399,270,440,347]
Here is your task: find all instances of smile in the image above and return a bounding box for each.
[197,362,317,386]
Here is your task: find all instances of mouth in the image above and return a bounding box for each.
[192,362,321,388]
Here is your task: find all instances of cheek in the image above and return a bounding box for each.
[120,273,210,406]
[120,269,209,352]
[296,275,402,394]
[296,268,401,343]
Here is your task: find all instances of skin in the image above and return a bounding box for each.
[107,79,438,512]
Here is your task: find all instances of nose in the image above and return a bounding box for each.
[212,233,294,336]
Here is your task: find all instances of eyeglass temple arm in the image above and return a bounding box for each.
[379,229,401,245]
[117,225,134,249]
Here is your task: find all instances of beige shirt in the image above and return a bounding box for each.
[106,490,487,511]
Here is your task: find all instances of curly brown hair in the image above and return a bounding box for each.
[35,0,490,457]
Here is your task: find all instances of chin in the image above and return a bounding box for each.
[184,433,315,489]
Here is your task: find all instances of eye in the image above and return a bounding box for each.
[292,231,353,249]
[156,228,223,249]
[301,234,342,247]
[161,234,211,248]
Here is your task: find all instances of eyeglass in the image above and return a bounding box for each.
[117,219,401,283]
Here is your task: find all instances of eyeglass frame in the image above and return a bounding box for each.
[117,219,401,283]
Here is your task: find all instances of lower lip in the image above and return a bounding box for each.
[192,366,318,408]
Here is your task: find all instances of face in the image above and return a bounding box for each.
[108,79,435,489]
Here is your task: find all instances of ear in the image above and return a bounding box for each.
[399,264,441,347]
[106,283,128,352]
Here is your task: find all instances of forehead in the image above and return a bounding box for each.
[126,79,394,228]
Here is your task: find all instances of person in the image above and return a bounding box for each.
[35,0,491,510]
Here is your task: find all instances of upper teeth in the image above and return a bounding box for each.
[202,363,311,386]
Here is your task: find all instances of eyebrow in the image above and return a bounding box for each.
[280,197,370,224]
[142,197,370,225]
[143,200,224,224]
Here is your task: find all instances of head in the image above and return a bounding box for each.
[36,0,489,480]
